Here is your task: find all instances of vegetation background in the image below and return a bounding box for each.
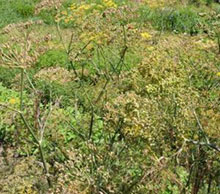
[0,0,220,193]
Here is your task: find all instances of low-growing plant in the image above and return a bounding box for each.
[36,49,69,69]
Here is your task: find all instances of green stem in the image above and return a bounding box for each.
[39,143,52,187]
[24,69,36,91]
[20,68,24,111]
[20,112,52,187]
[20,114,38,144]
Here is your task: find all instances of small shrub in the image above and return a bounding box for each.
[36,49,69,69]
[34,80,75,106]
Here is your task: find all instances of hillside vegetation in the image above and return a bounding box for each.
[0,0,220,193]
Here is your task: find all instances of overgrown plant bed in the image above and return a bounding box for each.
[0,0,220,193]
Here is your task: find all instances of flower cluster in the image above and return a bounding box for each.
[80,31,110,49]
[103,0,117,8]
[141,32,152,40]
[55,0,118,25]
[9,98,19,105]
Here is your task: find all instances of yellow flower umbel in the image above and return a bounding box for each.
[217,72,220,77]
[69,3,77,10]
[9,98,18,105]
[103,0,117,8]
[141,32,152,40]
[78,4,91,12]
